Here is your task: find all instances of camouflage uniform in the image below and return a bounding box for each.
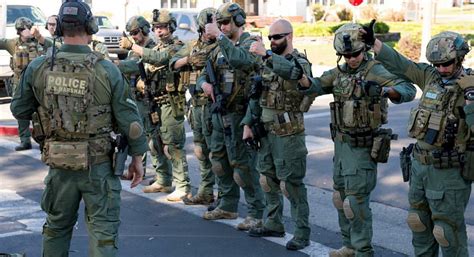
[241,49,314,249]
[375,31,472,257]
[10,2,147,256]
[0,18,44,150]
[170,8,218,204]
[117,16,156,173]
[302,24,416,257]
[140,10,191,199]
[196,2,265,226]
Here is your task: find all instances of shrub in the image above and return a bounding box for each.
[360,4,379,20]
[396,33,421,62]
[337,7,353,21]
[382,9,405,22]
[362,21,390,34]
[312,3,325,22]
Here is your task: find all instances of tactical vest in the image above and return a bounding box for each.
[407,69,472,151]
[34,51,113,170]
[188,40,218,105]
[10,39,44,84]
[259,51,311,136]
[330,60,388,134]
[148,37,186,117]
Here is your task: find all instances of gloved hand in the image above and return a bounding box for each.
[119,36,134,50]
[363,80,382,97]
[361,19,376,46]
[291,59,304,80]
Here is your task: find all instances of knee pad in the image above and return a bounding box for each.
[343,197,355,219]
[194,145,206,161]
[259,175,279,193]
[332,191,344,210]
[406,212,427,233]
[433,224,451,247]
[233,172,246,188]
[211,162,225,177]
[280,181,290,198]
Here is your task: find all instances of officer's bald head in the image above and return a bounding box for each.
[269,19,293,36]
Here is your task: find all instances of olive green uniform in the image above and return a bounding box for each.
[196,32,265,218]
[10,44,147,257]
[241,50,313,241]
[117,37,156,171]
[0,37,44,145]
[141,36,191,193]
[170,39,218,197]
[376,43,472,257]
[303,55,416,256]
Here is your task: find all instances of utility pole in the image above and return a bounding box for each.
[420,0,433,62]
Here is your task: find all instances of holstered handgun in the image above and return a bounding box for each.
[399,143,414,182]
[112,134,129,176]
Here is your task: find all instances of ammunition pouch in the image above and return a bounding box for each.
[461,145,474,181]
[154,92,186,118]
[371,128,398,163]
[264,112,304,136]
[333,128,375,148]
[399,143,414,182]
[413,145,463,169]
[191,96,210,106]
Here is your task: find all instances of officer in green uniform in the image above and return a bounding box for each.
[298,23,416,257]
[124,9,191,202]
[366,22,473,257]
[10,1,147,256]
[241,19,313,250]
[196,2,265,230]
[0,17,44,151]
[170,8,218,206]
[118,15,156,177]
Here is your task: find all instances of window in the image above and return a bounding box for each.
[7,5,46,25]
[161,0,169,8]
[181,0,188,8]
[190,0,197,8]
[171,0,178,8]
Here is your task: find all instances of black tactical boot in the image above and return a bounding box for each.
[286,237,310,250]
[15,142,32,151]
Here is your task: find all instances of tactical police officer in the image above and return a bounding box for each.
[118,15,156,177]
[170,8,219,206]
[196,2,265,230]
[298,23,416,257]
[10,1,147,256]
[125,9,191,202]
[0,17,44,151]
[242,19,314,250]
[366,21,473,257]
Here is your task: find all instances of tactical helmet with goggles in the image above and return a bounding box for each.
[15,17,33,31]
[197,7,216,32]
[333,23,366,55]
[126,16,151,35]
[426,31,470,65]
[152,9,177,33]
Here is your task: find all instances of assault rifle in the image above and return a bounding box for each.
[206,59,226,114]
[138,60,160,125]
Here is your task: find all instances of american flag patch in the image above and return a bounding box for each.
[63,7,78,15]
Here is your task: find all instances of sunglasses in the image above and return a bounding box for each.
[268,33,290,41]
[153,24,167,30]
[433,59,455,68]
[218,19,231,26]
[341,50,363,59]
[129,29,140,36]
[47,22,56,27]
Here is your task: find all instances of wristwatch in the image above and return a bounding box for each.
[263,50,273,60]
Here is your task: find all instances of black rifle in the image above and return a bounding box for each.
[138,60,160,125]
[206,59,226,114]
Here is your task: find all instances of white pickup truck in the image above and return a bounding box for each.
[0,1,48,100]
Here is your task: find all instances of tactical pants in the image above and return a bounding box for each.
[407,158,471,257]
[333,140,377,257]
[209,111,264,218]
[153,103,190,193]
[191,102,215,196]
[257,132,310,240]
[41,162,121,257]
[136,99,156,171]
[12,82,31,144]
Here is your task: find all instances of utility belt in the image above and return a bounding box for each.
[264,112,304,136]
[331,126,375,148]
[413,145,463,169]
[191,96,210,106]
[41,137,112,171]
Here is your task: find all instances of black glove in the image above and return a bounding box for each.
[292,59,304,80]
[362,19,376,46]
[363,80,382,97]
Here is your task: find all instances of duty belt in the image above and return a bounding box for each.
[192,96,210,106]
[413,145,463,169]
[263,112,304,136]
[334,129,374,148]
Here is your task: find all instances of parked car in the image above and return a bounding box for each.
[170,9,199,43]
[93,15,128,60]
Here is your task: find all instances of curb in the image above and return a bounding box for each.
[0,126,18,136]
